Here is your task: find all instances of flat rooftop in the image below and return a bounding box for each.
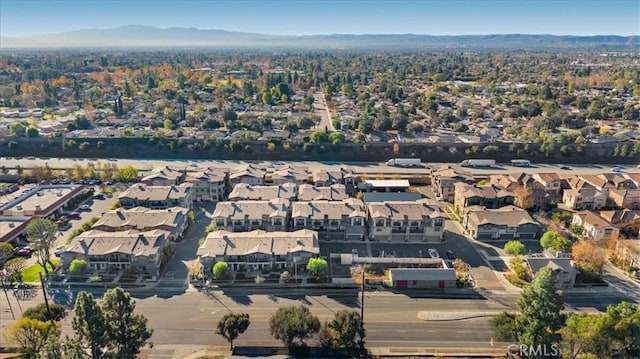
[0,185,83,217]
[0,216,30,243]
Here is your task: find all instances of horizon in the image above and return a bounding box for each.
[1,0,639,38]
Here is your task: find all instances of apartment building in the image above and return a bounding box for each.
[197,229,319,273]
[185,167,228,202]
[367,199,446,242]
[92,207,189,241]
[117,183,193,209]
[228,183,297,201]
[211,198,290,232]
[290,198,367,241]
[453,183,515,211]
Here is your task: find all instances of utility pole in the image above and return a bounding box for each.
[39,272,51,317]
[360,269,365,322]
[1,273,15,320]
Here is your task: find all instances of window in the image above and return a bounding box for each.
[375,220,385,227]
[216,220,225,226]
[273,219,282,226]
[352,218,362,226]
[313,220,323,226]
[251,220,260,226]
[234,220,243,226]
[392,221,402,227]
[330,220,339,226]
[295,219,305,226]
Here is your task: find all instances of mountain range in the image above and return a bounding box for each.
[1,25,638,50]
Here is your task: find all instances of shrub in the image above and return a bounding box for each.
[213,261,229,279]
[504,240,527,256]
[68,258,87,275]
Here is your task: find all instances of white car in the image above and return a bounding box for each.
[611,166,622,172]
[79,204,91,211]
[428,248,440,258]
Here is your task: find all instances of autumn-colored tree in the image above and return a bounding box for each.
[514,185,535,210]
[572,241,606,274]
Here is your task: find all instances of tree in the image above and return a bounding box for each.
[504,240,526,256]
[560,312,605,359]
[515,267,565,350]
[100,287,153,358]
[116,165,138,182]
[327,309,366,351]
[26,127,39,137]
[572,241,606,274]
[306,258,328,277]
[4,257,26,282]
[38,336,86,359]
[23,303,66,322]
[213,261,229,279]
[0,242,13,257]
[269,305,320,349]
[514,185,535,209]
[597,301,640,357]
[72,291,106,359]
[69,259,87,275]
[26,218,58,274]
[2,317,61,357]
[540,231,572,253]
[490,312,517,342]
[216,313,250,349]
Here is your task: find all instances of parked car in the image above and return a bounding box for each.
[16,246,33,256]
[446,250,456,260]
[560,166,571,170]
[611,166,622,172]
[79,204,91,211]
[69,212,81,219]
[428,248,440,258]
[93,193,105,200]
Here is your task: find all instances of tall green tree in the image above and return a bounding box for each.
[328,309,366,351]
[490,312,517,342]
[504,240,527,256]
[26,218,58,274]
[101,287,153,358]
[39,336,86,359]
[540,231,572,252]
[216,313,250,349]
[72,291,106,359]
[269,305,320,349]
[515,267,565,351]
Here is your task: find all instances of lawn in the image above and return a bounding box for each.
[21,259,60,282]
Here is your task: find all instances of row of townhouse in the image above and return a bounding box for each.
[57,178,198,279]
[140,165,360,203]
[210,198,446,243]
[433,166,640,212]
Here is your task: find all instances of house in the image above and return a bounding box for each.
[562,188,607,210]
[266,166,310,185]
[229,164,266,187]
[118,183,193,209]
[311,168,359,195]
[607,189,640,209]
[92,207,189,242]
[388,268,457,289]
[141,166,186,186]
[211,198,290,232]
[185,167,228,202]
[526,258,577,288]
[572,211,620,242]
[297,184,348,201]
[614,240,640,272]
[453,183,515,211]
[463,206,540,241]
[598,209,640,237]
[430,166,474,203]
[229,183,297,201]
[197,229,319,274]
[290,198,367,241]
[57,229,168,278]
[367,199,446,242]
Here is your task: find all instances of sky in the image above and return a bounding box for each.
[1,0,639,37]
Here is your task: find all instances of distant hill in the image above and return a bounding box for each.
[1,25,638,50]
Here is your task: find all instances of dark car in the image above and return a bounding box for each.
[93,193,106,200]
[560,166,571,170]
[69,211,82,219]
[446,250,456,260]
